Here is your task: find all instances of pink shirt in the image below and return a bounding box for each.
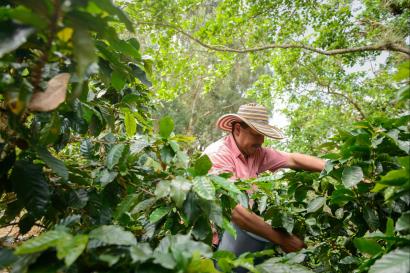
[204,134,289,179]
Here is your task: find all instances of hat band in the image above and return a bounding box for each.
[238,114,269,121]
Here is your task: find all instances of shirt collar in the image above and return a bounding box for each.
[226,134,244,159]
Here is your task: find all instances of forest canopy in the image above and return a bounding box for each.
[0,0,409,273]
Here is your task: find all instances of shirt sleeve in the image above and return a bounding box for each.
[258,148,289,173]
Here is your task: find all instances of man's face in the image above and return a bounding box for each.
[234,123,265,157]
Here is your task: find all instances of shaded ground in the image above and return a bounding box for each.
[0,223,43,273]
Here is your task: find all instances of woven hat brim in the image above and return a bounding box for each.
[217,114,284,139]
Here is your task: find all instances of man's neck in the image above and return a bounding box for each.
[232,134,249,159]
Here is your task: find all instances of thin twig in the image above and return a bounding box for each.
[136,21,410,56]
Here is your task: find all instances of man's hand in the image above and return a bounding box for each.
[232,204,306,252]
[277,231,306,253]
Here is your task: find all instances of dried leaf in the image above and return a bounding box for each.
[29,73,70,112]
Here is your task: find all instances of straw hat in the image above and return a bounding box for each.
[217,103,284,139]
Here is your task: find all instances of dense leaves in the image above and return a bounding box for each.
[0,0,409,273]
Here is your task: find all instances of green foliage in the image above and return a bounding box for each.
[1,1,409,273]
[249,113,410,272]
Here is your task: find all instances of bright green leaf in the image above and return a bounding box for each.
[379,169,409,186]
[111,70,126,91]
[56,234,88,267]
[211,175,241,195]
[15,230,70,255]
[386,217,394,236]
[369,247,410,273]
[159,116,174,139]
[130,243,153,263]
[124,110,137,137]
[192,176,215,200]
[170,177,192,208]
[89,225,136,246]
[149,207,170,223]
[353,238,383,256]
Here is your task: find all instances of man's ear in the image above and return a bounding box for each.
[233,123,240,136]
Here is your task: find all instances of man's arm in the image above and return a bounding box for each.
[232,204,305,252]
[284,153,325,171]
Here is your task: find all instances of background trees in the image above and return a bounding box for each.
[0,0,409,272]
[123,0,409,153]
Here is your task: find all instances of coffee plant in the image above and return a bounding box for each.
[0,1,409,273]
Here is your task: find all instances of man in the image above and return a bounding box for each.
[204,103,325,266]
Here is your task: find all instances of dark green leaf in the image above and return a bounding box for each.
[294,186,308,202]
[130,63,152,86]
[395,211,410,232]
[37,147,69,181]
[307,197,325,213]
[18,214,35,235]
[114,193,140,220]
[106,144,125,170]
[0,248,18,269]
[257,257,314,273]
[363,207,379,231]
[80,139,94,158]
[67,189,89,209]
[342,166,363,188]
[91,0,134,32]
[193,155,212,176]
[192,216,212,241]
[98,169,118,187]
[72,25,96,78]
[10,160,50,218]
[330,188,354,206]
[131,197,156,214]
[0,25,34,58]
[170,176,192,208]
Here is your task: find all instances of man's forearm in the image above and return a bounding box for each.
[231,204,284,245]
[286,153,325,171]
[231,204,305,253]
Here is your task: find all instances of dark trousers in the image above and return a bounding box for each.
[216,223,273,273]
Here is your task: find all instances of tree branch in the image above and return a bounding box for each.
[303,66,367,119]
[325,87,366,120]
[136,21,410,56]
